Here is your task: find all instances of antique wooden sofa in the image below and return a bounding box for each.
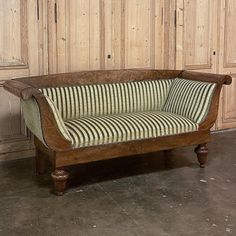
[3,69,232,195]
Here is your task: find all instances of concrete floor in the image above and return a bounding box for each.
[0,131,235,236]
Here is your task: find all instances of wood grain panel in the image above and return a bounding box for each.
[0,0,21,66]
[176,0,217,72]
[125,0,154,68]
[49,0,167,72]
[219,0,236,74]
[103,0,122,69]
[217,0,236,129]
[218,77,236,129]
[185,0,210,67]
[52,0,102,73]
[0,87,21,139]
[0,0,47,160]
[223,0,236,68]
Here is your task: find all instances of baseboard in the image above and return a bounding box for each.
[212,128,236,134]
[0,149,35,162]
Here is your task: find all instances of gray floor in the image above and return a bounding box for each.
[0,131,235,236]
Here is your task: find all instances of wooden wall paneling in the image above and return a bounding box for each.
[0,1,23,67]
[56,0,68,72]
[176,0,218,73]
[175,0,183,69]
[154,0,164,69]
[219,76,236,129]
[218,0,236,74]
[103,0,122,69]
[50,0,103,73]
[47,0,57,74]
[49,0,166,72]
[69,0,90,71]
[163,0,176,69]
[38,0,49,75]
[90,0,102,70]
[124,0,155,68]
[216,0,236,130]
[0,0,47,161]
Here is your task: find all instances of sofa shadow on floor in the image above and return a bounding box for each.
[0,148,199,194]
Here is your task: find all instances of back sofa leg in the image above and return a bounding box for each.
[35,148,46,175]
[194,143,208,168]
[51,168,69,196]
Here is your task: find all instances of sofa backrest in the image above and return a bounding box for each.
[40,79,173,120]
[163,78,216,124]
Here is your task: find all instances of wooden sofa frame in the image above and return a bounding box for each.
[3,69,232,195]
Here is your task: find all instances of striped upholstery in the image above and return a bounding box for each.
[64,111,198,148]
[45,96,72,141]
[40,79,173,120]
[35,78,216,148]
[163,79,216,124]
[22,98,46,145]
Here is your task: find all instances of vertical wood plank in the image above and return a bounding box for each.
[56,0,67,73]
[89,0,101,69]
[47,0,57,74]
[70,0,90,71]
[176,0,184,69]
[125,0,153,68]
[175,0,217,72]
[154,0,164,69]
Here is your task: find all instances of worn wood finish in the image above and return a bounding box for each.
[54,130,211,168]
[51,168,69,196]
[14,69,183,89]
[4,69,231,94]
[3,69,232,195]
[35,148,47,175]
[194,143,208,168]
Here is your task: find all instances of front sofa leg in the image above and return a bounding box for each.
[51,168,69,196]
[194,143,208,168]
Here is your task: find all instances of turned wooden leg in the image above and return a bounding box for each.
[35,149,46,175]
[51,169,69,196]
[194,143,208,168]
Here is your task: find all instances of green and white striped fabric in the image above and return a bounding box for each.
[64,111,198,148]
[163,79,216,124]
[45,96,72,141]
[36,78,216,148]
[40,79,173,120]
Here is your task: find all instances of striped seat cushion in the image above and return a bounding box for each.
[64,111,198,148]
[163,79,216,124]
[40,79,173,120]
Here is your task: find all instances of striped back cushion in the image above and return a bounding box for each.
[163,78,216,124]
[40,79,173,120]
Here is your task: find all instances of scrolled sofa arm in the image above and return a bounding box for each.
[4,80,73,151]
[24,94,73,151]
[163,71,232,130]
[180,71,232,130]
[4,80,41,100]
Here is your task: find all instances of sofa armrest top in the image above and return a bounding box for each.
[180,71,232,85]
[3,79,41,100]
